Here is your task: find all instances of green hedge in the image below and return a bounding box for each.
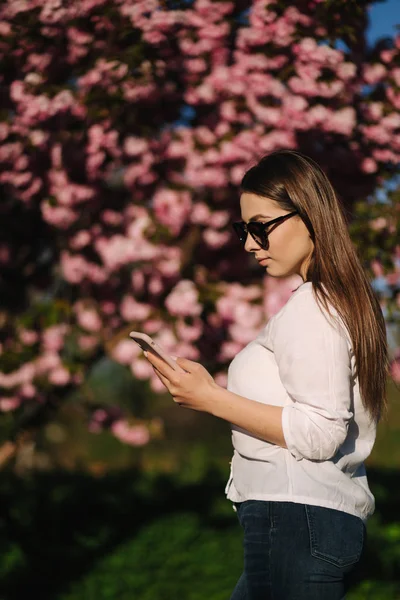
[59,512,241,600]
[0,467,399,600]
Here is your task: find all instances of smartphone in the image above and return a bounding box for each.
[129,331,186,373]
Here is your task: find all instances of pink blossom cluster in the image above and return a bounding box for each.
[86,124,121,181]
[111,420,150,446]
[214,282,265,357]
[88,406,153,446]
[0,0,399,450]
[152,188,192,236]
[391,351,400,384]
[164,280,203,318]
[359,39,400,170]
[0,323,73,408]
[78,59,128,91]
[10,81,84,128]
[91,205,183,277]
[118,0,186,46]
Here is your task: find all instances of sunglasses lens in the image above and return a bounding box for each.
[233,223,246,244]
[249,224,266,248]
[248,223,270,249]
[233,223,268,249]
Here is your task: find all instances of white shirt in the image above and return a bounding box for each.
[225,281,376,521]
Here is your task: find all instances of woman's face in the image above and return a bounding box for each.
[240,192,314,281]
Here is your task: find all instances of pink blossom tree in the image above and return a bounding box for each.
[0,0,399,460]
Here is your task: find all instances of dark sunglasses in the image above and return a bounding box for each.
[232,211,299,250]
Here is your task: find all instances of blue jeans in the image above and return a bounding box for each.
[230,500,366,600]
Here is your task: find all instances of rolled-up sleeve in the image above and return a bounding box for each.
[272,291,353,462]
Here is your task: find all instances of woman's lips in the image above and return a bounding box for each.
[257,258,270,265]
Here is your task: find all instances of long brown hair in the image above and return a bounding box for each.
[241,149,389,422]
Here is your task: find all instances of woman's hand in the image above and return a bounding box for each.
[144,352,220,413]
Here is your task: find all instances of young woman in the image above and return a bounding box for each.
[145,150,389,599]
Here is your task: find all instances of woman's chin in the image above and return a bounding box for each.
[264,266,293,279]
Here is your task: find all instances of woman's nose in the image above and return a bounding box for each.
[244,233,259,252]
